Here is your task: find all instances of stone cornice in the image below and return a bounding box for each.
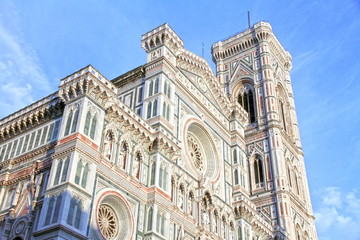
[0,94,63,142]
[141,23,184,53]
[212,21,292,71]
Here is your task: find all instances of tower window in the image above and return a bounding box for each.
[238,84,256,123]
[254,156,264,185]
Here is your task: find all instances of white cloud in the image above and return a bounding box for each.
[314,187,360,240]
[0,1,52,119]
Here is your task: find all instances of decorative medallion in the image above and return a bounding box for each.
[98,204,118,239]
[197,77,207,92]
[187,135,204,172]
[15,220,25,235]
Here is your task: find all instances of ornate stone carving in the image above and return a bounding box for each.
[98,204,118,239]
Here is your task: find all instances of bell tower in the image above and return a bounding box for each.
[212,22,317,240]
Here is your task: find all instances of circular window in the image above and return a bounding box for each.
[184,122,219,181]
[187,134,204,172]
[98,204,118,239]
[95,192,133,240]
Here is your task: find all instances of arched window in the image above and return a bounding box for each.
[238,84,256,123]
[53,160,63,185]
[67,198,82,229]
[254,156,264,185]
[150,162,156,185]
[166,104,170,120]
[287,166,292,188]
[279,100,287,131]
[84,111,91,135]
[162,102,166,118]
[84,111,97,140]
[75,160,82,184]
[90,115,97,139]
[154,78,159,94]
[295,173,300,195]
[159,165,167,190]
[147,207,153,230]
[147,102,152,119]
[61,157,70,182]
[52,194,62,224]
[238,226,242,240]
[71,108,79,133]
[160,213,165,235]
[156,211,161,232]
[233,149,238,164]
[153,99,158,116]
[149,80,154,96]
[81,164,89,188]
[234,169,239,185]
[64,110,73,136]
[45,197,55,225]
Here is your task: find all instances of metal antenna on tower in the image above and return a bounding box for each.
[201,42,204,58]
[248,10,251,29]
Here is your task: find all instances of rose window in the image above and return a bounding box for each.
[98,204,118,239]
[187,135,204,172]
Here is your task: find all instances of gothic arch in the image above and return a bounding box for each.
[231,79,257,124]
[250,154,265,189]
[276,83,292,134]
[182,118,220,182]
[93,189,135,240]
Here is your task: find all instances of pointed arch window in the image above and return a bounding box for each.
[52,194,62,224]
[254,156,264,185]
[61,157,70,182]
[238,84,256,123]
[234,169,239,185]
[54,157,70,186]
[84,111,97,140]
[147,102,152,119]
[64,110,73,136]
[287,166,292,188]
[149,81,154,96]
[67,197,82,229]
[154,77,159,94]
[147,207,153,231]
[153,99,158,116]
[150,161,156,185]
[233,149,238,164]
[44,197,55,226]
[81,164,89,188]
[64,105,80,136]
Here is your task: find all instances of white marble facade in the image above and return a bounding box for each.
[0,22,317,240]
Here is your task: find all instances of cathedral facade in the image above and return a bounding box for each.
[0,22,317,240]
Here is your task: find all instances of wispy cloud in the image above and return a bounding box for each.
[314,187,360,240]
[0,1,51,119]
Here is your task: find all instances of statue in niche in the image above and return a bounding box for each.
[202,209,210,225]
[104,131,114,160]
[187,196,193,215]
[178,191,184,210]
[133,153,141,179]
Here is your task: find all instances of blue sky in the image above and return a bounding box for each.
[0,0,359,239]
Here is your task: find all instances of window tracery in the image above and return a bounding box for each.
[253,155,264,187]
[237,83,256,123]
[98,204,118,239]
[187,135,204,172]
